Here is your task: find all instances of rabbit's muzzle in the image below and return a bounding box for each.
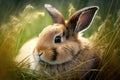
[34,42,81,65]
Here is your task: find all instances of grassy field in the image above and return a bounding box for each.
[0,0,120,80]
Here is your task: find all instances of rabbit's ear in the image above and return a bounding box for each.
[45,4,65,24]
[67,6,98,33]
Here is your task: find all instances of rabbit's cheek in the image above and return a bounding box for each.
[57,52,73,63]
[56,47,74,62]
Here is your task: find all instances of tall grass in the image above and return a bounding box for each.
[90,11,120,80]
[0,3,120,80]
[0,5,45,80]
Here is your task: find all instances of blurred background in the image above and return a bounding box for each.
[0,0,120,39]
[0,0,120,23]
[0,0,120,80]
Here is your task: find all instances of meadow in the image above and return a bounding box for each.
[0,0,120,80]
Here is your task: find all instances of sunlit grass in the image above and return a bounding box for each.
[90,10,120,80]
[0,4,45,80]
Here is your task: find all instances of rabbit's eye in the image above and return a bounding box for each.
[54,35,61,43]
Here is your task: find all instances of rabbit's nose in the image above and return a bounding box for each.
[38,52,43,57]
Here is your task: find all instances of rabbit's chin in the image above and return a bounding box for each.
[39,56,73,65]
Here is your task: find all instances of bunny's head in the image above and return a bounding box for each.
[33,4,98,65]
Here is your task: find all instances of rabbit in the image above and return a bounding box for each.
[16,4,100,79]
